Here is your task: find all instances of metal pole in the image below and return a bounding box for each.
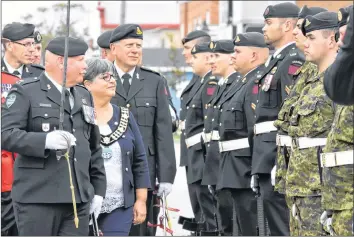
[120,1,126,24]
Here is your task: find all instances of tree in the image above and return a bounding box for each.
[165,32,186,91]
[21,3,90,48]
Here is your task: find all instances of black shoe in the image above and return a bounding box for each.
[178,216,196,225]
[182,221,205,232]
[200,230,220,236]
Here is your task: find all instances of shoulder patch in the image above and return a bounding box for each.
[288,61,303,75]
[206,86,216,95]
[30,64,45,70]
[140,66,163,77]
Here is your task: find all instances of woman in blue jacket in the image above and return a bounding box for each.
[83,58,151,236]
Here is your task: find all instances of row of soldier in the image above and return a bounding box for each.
[1,1,353,237]
[174,2,353,237]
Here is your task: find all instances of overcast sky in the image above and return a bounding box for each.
[1,1,101,41]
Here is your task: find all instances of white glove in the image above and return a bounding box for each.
[250,175,257,193]
[157,182,173,196]
[320,211,333,232]
[90,195,103,220]
[271,166,276,186]
[45,130,76,150]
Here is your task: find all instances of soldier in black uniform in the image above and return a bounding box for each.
[251,2,305,235]
[1,22,44,78]
[202,40,241,235]
[1,37,107,235]
[324,6,354,105]
[184,42,218,233]
[97,30,115,62]
[108,24,176,236]
[178,30,212,228]
[217,33,268,236]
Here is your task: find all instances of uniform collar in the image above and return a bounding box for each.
[3,56,24,76]
[114,61,136,79]
[44,72,71,94]
[273,41,295,58]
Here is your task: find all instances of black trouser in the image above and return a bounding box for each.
[189,180,217,231]
[215,189,233,235]
[229,188,258,236]
[13,202,90,236]
[1,192,18,236]
[258,173,290,236]
[129,190,159,236]
[186,166,203,223]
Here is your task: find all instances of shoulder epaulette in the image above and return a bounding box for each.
[29,64,45,70]
[19,77,40,85]
[289,47,299,57]
[76,84,90,92]
[140,66,163,77]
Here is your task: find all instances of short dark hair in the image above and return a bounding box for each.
[83,58,114,82]
[321,27,337,38]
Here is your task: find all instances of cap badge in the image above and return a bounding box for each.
[192,47,196,53]
[136,26,143,35]
[34,31,42,43]
[209,41,214,49]
[264,6,270,16]
[305,19,311,27]
[235,36,240,43]
[338,10,342,21]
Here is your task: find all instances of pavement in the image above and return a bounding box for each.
[156,141,194,236]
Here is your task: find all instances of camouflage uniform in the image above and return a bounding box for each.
[322,105,354,236]
[286,71,335,236]
[274,61,318,194]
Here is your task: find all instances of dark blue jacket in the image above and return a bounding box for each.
[107,105,151,208]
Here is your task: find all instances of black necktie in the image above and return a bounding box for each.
[122,73,131,94]
[13,70,20,76]
[64,90,71,112]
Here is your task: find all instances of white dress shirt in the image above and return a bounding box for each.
[45,72,74,108]
[114,61,136,85]
[3,57,24,77]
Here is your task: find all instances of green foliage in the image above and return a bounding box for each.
[20,3,90,49]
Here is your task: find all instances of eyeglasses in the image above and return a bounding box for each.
[98,72,115,82]
[12,41,36,48]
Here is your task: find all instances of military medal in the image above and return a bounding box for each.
[102,146,113,159]
[262,67,277,91]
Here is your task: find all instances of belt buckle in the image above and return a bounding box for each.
[276,134,281,146]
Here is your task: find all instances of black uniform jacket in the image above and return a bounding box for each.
[179,74,200,167]
[252,44,305,174]
[110,66,176,187]
[184,71,218,184]
[1,74,107,203]
[1,58,44,79]
[202,72,242,185]
[217,67,264,190]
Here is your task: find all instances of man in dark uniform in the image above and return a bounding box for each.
[203,40,241,235]
[336,5,351,47]
[218,33,268,236]
[251,2,305,235]
[1,22,44,78]
[97,30,115,62]
[1,37,107,235]
[184,42,218,233]
[108,24,176,236]
[178,30,212,229]
[324,6,353,105]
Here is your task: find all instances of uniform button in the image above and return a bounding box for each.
[257,100,259,102]
[220,109,223,112]
[184,133,186,136]
[70,115,73,118]
[254,115,256,118]
[127,104,131,108]
[204,116,207,119]
[192,104,195,108]
[127,151,130,155]
[125,168,129,172]
[220,123,222,126]
[181,97,183,101]
[212,119,214,121]
[187,106,190,109]
[122,135,126,138]
[146,102,150,106]
[73,129,76,132]
[44,113,48,117]
[232,108,234,110]
[218,105,221,108]
[180,108,183,111]
[74,158,77,162]
[207,144,210,147]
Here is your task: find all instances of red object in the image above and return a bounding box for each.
[164,87,168,95]
[288,64,301,75]
[1,71,21,192]
[252,85,259,94]
[207,87,216,95]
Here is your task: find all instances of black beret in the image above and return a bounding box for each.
[234,32,268,48]
[338,5,352,27]
[210,40,234,54]
[191,42,213,55]
[2,22,35,41]
[182,30,210,45]
[264,2,300,19]
[301,12,338,35]
[298,5,328,19]
[110,24,143,43]
[45,36,88,57]
[97,30,113,49]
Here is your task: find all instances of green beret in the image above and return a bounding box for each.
[110,24,143,44]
